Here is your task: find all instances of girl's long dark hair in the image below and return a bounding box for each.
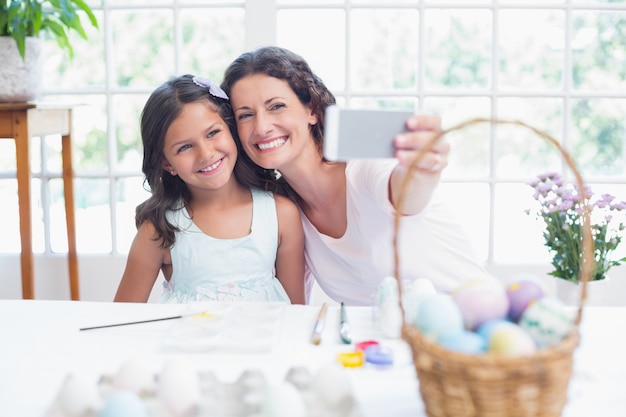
[221,46,337,202]
[137,74,278,248]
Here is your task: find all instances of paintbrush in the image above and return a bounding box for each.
[79,311,214,331]
[339,302,352,344]
[311,302,328,345]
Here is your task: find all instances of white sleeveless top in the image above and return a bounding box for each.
[159,187,290,303]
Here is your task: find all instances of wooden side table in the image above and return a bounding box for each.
[0,102,79,300]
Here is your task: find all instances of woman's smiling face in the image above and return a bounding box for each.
[229,73,318,170]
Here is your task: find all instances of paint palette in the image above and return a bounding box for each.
[162,302,285,353]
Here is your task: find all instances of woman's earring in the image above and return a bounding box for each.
[170,170,176,176]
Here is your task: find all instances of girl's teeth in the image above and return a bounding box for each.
[200,160,221,172]
[258,138,286,150]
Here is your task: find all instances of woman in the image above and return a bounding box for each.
[221,46,493,305]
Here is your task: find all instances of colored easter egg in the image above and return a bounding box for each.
[404,278,437,324]
[99,391,148,417]
[475,318,511,341]
[438,330,487,355]
[519,296,576,348]
[375,276,400,307]
[452,280,510,330]
[415,294,464,339]
[506,279,545,322]
[488,322,536,356]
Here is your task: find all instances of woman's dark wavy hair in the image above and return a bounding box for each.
[136,74,278,248]
[221,46,337,201]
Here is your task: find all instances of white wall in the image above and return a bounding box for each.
[1,255,624,306]
[0,254,337,305]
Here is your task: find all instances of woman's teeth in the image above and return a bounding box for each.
[257,138,286,151]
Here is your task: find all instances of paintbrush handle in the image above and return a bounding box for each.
[311,303,328,345]
[79,315,183,331]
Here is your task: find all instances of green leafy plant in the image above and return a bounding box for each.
[527,172,626,282]
[0,0,98,60]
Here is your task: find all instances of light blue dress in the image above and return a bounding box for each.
[159,188,290,303]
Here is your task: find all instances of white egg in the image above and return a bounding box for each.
[311,363,352,408]
[113,358,154,394]
[377,300,403,338]
[55,374,101,417]
[260,382,306,417]
[158,358,201,416]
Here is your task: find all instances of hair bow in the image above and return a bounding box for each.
[192,76,229,100]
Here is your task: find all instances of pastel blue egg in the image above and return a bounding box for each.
[476,318,511,341]
[414,294,464,339]
[99,390,148,417]
[438,330,487,354]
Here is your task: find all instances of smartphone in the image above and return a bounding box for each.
[324,105,414,161]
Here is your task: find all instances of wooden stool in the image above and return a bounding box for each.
[0,103,79,300]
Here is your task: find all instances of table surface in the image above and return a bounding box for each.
[0,300,624,417]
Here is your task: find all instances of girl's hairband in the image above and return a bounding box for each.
[192,76,229,100]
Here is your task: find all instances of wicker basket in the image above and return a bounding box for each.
[392,118,593,417]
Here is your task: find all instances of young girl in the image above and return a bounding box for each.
[114,74,305,304]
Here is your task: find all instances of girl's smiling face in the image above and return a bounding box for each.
[229,73,318,170]
[161,100,238,194]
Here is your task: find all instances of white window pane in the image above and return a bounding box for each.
[424,9,492,90]
[498,10,564,91]
[111,10,175,88]
[277,10,346,92]
[350,9,419,91]
[495,97,563,179]
[180,8,245,78]
[438,183,490,262]
[570,98,626,178]
[494,183,549,263]
[75,179,112,253]
[116,177,151,254]
[0,179,20,253]
[425,96,491,179]
[572,11,626,91]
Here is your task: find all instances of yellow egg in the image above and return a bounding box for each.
[488,322,536,356]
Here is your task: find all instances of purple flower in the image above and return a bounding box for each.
[526,172,626,282]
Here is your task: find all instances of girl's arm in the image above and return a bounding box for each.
[114,221,167,302]
[274,194,306,304]
[389,114,450,215]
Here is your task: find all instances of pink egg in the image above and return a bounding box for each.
[453,280,509,330]
[506,280,545,322]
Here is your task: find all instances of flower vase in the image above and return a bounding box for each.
[554,277,611,306]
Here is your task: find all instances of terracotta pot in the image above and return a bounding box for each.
[0,37,43,102]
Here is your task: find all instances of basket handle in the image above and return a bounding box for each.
[392,117,593,328]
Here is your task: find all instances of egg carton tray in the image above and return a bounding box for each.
[47,365,364,417]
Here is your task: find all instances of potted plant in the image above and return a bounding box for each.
[0,0,98,102]
[526,172,626,304]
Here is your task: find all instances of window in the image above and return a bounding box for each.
[1,0,625,270]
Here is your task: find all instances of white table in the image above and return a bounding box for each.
[0,300,624,416]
